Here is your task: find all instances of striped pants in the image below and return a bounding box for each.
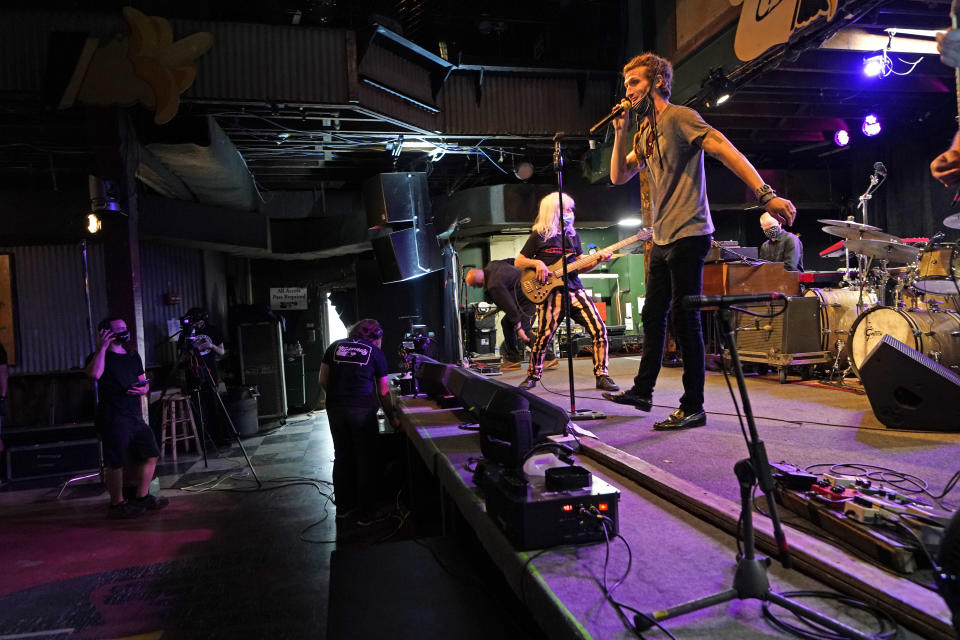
[527,287,608,379]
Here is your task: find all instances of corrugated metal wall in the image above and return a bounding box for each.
[0,241,216,373]
[0,244,108,373]
[0,11,615,135]
[140,243,207,367]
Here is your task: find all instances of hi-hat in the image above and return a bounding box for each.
[817,218,881,232]
[846,238,920,263]
[822,226,900,242]
[944,212,960,230]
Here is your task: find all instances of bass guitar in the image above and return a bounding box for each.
[519,228,653,304]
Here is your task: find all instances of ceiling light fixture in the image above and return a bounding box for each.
[862,114,882,137]
[834,129,850,147]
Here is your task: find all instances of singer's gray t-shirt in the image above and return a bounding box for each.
[633,104,715,245]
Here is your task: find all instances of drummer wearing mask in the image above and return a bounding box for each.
[759,212,803,272]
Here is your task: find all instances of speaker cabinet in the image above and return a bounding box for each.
[6,438,100,481]
[413,357,451,399]
[734,296,821,354]
[860,334,960,431]
[238,321,287,421]
[371,225,444,283]
[363,172,430,227]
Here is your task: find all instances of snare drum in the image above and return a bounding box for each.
[847,307,960,374]
[803,288,878,366]
[914,243,960,295]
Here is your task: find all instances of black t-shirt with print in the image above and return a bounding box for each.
[519,230,585,290]
[322,338,388,409]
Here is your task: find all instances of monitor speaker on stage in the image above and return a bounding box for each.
[363,172,430,227]
[859,334,960,431]
[371,225,444,284]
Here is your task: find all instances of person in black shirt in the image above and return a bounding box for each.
[758,213,803,272]
[464,259,558,370]
[320,318,399,525]
[85,317,167,518]
[514,192,619,392]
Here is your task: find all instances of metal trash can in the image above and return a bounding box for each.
[225,386,259,437]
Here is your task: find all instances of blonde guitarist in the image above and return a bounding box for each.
[513,192,620,393]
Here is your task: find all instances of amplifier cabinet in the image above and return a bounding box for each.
[5,438,100,482]
[734,296,821,355]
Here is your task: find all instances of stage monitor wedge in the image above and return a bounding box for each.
[859,334,960,431]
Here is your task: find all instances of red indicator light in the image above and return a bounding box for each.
[598,503,609,511]
[561,504,573,512]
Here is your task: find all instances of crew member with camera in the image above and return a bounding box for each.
[85,317,168,518]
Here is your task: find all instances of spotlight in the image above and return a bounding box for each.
[833,129,850,147]
[862,114,882,137]
[85,213,102,234]
[701,67,732,108]
[863,54,886,77]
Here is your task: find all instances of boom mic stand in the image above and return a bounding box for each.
[552,132,604,421]
[634,298,872,640]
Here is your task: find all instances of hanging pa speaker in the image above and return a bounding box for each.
[370,224,444,283]
[363,172,430,227]
[859,334,960,431]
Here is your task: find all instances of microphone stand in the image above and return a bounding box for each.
[552,132,604,421]
[635,300,872,640]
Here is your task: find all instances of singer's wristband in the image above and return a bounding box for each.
[755,184,774,202]
[759,191,777,205]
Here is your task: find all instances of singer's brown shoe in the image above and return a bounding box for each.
[653,409,707,431]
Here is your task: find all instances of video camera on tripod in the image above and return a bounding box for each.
[177,308,209,352]
[399,319,437,374]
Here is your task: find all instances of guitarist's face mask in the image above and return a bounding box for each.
[562,210,574,226]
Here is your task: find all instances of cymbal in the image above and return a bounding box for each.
[817,218,882,232]
[944,212,960,230]
[846,238,920,264]
[822,226,901,242]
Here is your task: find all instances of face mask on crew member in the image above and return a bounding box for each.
[562,212,574,226]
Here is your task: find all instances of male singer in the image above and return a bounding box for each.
[603,52,796,430]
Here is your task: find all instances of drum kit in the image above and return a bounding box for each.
[810,217,960,380]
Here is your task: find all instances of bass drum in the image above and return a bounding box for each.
[803,288,878,367]
[848,307,960,374]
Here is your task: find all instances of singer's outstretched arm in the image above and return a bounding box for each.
[700,130,796,227]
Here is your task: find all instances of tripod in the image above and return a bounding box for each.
[183,342,261,488]
[635,302,872,639]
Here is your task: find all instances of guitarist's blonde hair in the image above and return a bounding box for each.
[532,191,575,239]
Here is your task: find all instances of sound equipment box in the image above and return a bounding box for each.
[5,438,100,482]
[238,321,287,421]
[859,334,960,431]
[734,296,820,354]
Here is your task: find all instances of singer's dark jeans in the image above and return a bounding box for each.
[327,405,380,514]
[633,234,712,412]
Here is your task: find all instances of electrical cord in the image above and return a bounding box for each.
[803,462,959,511]
[761,590,898,640]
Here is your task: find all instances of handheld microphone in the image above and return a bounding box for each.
[589,99,633,134]
[683,292,787,309]
[873,161,887,178]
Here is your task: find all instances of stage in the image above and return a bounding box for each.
[398,354,958,639]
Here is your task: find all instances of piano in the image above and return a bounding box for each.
[702,261,800,298]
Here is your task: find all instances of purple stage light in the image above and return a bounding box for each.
[863,54,885,77]
[862,114,881,137]
[834,130,850,147]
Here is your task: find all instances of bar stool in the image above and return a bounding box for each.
[160,392,201,461]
